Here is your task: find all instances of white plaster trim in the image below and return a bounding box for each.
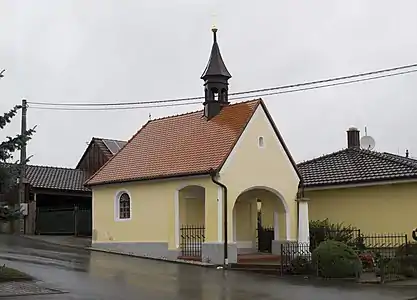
[174,190,180,248]
[114,190,132,222]
[297,200,309,244]
[217,186,223,242]
[235,185,292,242]
[91,192,94,230]
[285,211,291,240]
[219,106,260,176]
[175,183,206,191]
[236,241,253,248]
[174,184,205,248]
[232,204,237,242]
[304,178,417,191]
[273,211,279,240]
[238,186,290,213]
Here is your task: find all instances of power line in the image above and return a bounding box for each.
[28,68,417,111]
[27,62,417,107]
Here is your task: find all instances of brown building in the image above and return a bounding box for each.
[1,137,126,235]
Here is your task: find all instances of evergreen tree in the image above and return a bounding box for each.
[0,71,36,220]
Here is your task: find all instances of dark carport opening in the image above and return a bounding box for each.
[35,191,92,237]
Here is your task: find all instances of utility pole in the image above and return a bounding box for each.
[17,99,27,234]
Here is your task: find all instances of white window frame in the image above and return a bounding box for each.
[114,190,132,222]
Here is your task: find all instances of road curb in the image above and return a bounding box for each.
[88,247,219,268]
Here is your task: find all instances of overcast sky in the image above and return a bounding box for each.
[1,0,417,167]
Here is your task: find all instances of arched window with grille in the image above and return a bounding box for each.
[115,191,131,221]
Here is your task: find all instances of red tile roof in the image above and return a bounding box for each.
[86,99,262,186]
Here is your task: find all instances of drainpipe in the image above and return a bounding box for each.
[210,169,228,267]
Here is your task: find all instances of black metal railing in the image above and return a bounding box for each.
[280,230,411,281]
[358,233,408,258]
[180,225,205,257]
[256,226,274,253]
[280,242,312,275]
[310,228,361,251]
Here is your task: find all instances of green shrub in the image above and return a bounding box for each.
[384,256,417,278]
[289,256,312,275]
[309,219,362,251]
[312,240,362,278]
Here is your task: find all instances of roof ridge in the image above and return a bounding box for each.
[147,98,263,123]
[93,137,127,143]
[383,151,417,163]
[27,164,84,171]
[0,162,80,171]
[85,120,152,185]
[297,148,349,166]
[359,149,417,170]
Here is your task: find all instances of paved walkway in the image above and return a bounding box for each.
[1,235,417,299]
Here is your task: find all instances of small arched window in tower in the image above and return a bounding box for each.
[258,136,265,148]
[221,89,227,102]
[211,88,219,101]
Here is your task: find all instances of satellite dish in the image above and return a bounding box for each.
[360,135,375,150]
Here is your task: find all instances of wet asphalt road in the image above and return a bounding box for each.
[0,235,417,299]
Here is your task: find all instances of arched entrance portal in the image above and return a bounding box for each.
[177,185,205,259]
[232,187,289,254]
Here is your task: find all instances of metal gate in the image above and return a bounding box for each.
[180,225,205,257]
[257,226,274,253]
[36,206,92,236]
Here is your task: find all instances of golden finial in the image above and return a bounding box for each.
[211,13,217,31]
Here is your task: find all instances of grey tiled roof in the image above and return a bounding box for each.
[297,148,417,188]
[26,165,90,192]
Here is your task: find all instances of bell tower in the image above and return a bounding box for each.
[201,26,232,120]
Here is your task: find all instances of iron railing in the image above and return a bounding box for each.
[180,225,205,257]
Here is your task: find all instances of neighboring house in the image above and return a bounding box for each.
[298,127,417,236]
[0,137,126,235]
[76,137,127,177]
[2,164,90,235]
[86,28,308,265]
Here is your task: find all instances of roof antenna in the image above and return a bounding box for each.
[148,113,152,120]
[406,149,409,158]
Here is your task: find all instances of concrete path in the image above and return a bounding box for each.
[0,234,417,299]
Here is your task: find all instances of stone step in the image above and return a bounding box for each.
[230,263,282,270]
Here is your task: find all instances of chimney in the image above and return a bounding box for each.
[347,127,360,149]
[406,149,409,158]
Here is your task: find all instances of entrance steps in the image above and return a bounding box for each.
[237,253,280,263]
[231,253,282,275]
[230,262,282,275]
